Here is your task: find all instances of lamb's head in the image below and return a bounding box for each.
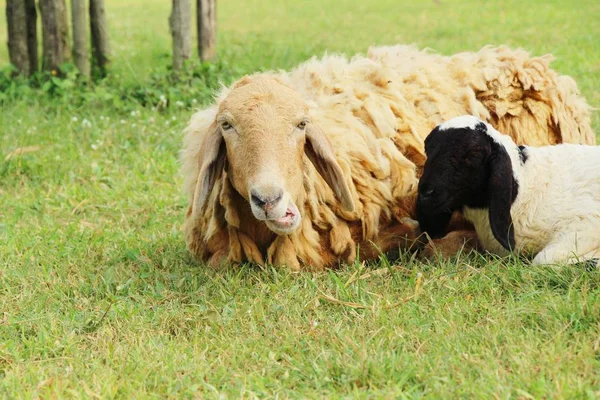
[192,75,354,235]
[416,115,518,249]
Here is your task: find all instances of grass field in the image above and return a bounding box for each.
[1,0,600,397]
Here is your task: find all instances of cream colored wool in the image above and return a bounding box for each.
[181,44,595,270]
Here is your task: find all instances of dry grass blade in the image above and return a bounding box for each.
[415,272,423,295]
[344,264,411,287]
[4,146,41,161]
[383,294,418,309]
[384,272,424,309]
[72,199,90,215]
[79,220,98,230]
[318,292,367,309]
[343,263,364,287]
[542,320,574,346]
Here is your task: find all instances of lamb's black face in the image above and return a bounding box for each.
[417,122,493,238]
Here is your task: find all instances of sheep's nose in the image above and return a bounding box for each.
[251,188,283,211]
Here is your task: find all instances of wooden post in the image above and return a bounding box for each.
[39,0,71,72]
[71,0,90,77]
[170,0,192,73]
[197,0,216,61]
[89,0,110,74]
[6,0,30,75]
[58,0,70,62]
[25,0,38,74]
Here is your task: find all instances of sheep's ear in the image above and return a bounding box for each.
[488,145,516,251]
[231,76,254,89]
[191,122,226,217]
[305,123,355,212]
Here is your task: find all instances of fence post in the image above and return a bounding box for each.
[39,0,71,72]
[6,0,30,75]
[197,0,216,61]
[90,0,110,74]
[71,0,90,77]
[170,0,192,73]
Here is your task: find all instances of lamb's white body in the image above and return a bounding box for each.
[462,120,600,265]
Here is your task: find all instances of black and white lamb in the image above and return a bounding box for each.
[416,115,600,266]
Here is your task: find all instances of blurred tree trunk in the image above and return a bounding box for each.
[170,0,192,73]
[6,0,30,75]
[197,0,216,61]
[39,0,71,72]
[89,0,110,74]
[71,0,90,77]
[25,0,39,74]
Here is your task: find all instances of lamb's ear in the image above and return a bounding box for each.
[488,144,517,251]
[191,122,226,217]
[305,123,355,212]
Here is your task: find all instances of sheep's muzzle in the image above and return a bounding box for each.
[249,185,302,235]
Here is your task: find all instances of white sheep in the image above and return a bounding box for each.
[181,45,596,270]
[417,115,600,266]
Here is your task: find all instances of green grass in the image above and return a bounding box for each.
[1,0,600,397]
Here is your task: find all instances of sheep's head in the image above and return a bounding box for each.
[192,76,354,235]
[416,115,518,250]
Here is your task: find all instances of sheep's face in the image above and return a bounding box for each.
[192,76,354,236]
[417,115,518,249]
[416,120,493,237]
[218,79,309,234]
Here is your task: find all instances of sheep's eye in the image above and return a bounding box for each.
[297,121,307,130]
[221,121,232,130]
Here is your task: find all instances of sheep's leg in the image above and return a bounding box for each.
[267,236,301,271]
[208,249,230,269]
[421,229,480,259]
[532,230,600,266]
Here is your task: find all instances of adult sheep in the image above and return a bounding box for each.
[181,45,595,270]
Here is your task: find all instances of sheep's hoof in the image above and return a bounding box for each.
[421,230,480,260]
[330,222,356,264]
[399,217,420,232]
[207,250,230,269]
[267,236,302,271]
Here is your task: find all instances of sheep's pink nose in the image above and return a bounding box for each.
[251,188,283,211]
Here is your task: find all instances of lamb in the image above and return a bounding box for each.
[417,115,600,266]
[181,44,595,271]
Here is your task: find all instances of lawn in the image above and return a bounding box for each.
[1,0,600,397]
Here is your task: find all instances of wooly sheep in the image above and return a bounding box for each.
[417,115,600,266]
[181,44,595,271]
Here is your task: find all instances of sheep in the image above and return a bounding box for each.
[181,44,596,271]
[417,115,600,266]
